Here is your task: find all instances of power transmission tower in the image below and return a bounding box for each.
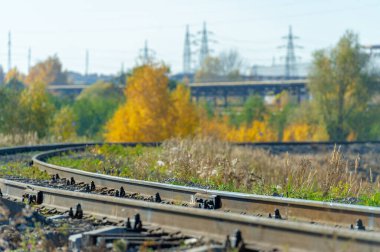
[199,22,209,67]
[139,40,155,64]
[279,26,302,79]
[195,22,216,69]
[183,25,192,73]
[8,31,11,72]
[28,47,31,73]
[85,49,89,76]
[143,40,149,63]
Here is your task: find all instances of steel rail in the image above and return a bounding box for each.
[2,139,380,155]
[0,142,162,156]
[0,143,95,155]
[1,178,380,251]
[32,146,380,231]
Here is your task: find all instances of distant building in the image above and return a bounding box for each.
[67,71,114,85]
[251,63,310,80]
[170,72,195,83]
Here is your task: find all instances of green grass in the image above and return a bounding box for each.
[46,139,380,206]
[0,151,51,180]
[0,161,50,180]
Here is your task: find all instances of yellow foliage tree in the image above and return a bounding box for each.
[4,67,24,84]
[283,123,329,142]
[282,123,311,142]
[225,119,276,142]
[170,84,199,137]
[105,65,173,142]
[199,115,276,143]
[198,115,228,140]
[25,55,68,85]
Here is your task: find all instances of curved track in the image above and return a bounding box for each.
[1,142,380,251]
[32,143,380,231]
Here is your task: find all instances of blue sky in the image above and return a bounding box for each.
[0,0,379,75]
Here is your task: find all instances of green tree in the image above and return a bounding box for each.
[267,91,295,141]
[241,95,266,125]
[0,87,23,137]
[227,95,266,127]
[19,82,55,138]
[50,106,77,141]
[201,101,215,119]
[351,105,380,140]
[4,67,25,91]
[309,31,377,141]
[269,104,294,141]
[73,81,124,138]
[0,66,4,85]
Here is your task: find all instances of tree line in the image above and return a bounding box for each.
[0,55,124,144]
[0,31,379,145]
[106,31,380,142]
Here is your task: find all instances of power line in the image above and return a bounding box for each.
[11,2,380,35]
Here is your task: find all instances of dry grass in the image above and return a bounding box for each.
[48,137,380,205]
[0,133,89,148]
[0,133,41,147]
[160,138,377,200]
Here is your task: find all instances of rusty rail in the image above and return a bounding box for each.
[32,146,380,231]
[1,178,380,251]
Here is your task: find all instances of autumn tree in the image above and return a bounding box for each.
[105,65,173,142]
[309,31,377,141]
[5,67,24,83]
[200,115,276,142]
[19,82,55,138]
[219,49,243,79]
[25,55,69,85]
[170,84,199,137]
[4,67,25,91]
[195,49,243,82]
[195,56,221,82]
[285,102,329,141]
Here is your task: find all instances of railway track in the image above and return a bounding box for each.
[33,145,380,232]
[2,178,380,251]
[1,142,380,250]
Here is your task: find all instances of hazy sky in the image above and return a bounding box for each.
[0,0,379,75]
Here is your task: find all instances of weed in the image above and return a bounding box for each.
[47,138,380,206]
